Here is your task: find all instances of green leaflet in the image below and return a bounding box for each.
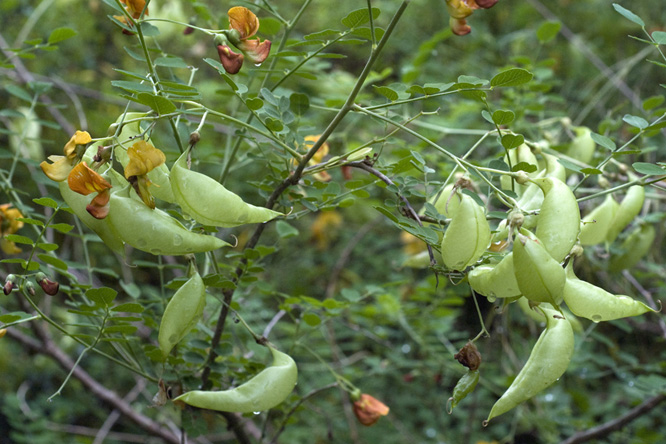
[170,150,282,228]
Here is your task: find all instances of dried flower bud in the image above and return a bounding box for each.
[454,341,482,371]
[189,131,201,146]
[183,26,195,35]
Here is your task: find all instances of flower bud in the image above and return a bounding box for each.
[0,329,6,339]
[36,272,59,296]
[3,274,16,295]
[352,393,389,426]
[25,281,36,296]
[189,131,201,146]
[454,341,482,371]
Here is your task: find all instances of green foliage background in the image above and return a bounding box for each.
[1,1,665,443]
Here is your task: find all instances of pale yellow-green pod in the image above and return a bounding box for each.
[609,223,656,272]
[578,194,619,246]
[565,126,595,165]
[111,113,176,204]
[500,144,539,194]
[605,185,645,244]
[539,152,567,183]
[562,262,656,322]
[432,184,459,217]
[512,231,565,307]
[468,252,521,299]
[533,177,581,262]
[441,194,491,270]
[59,181,125,256]
[159,270,207,358]
[402,250,431,268]
[486,306,574,423]
[170,150,282,228]
[516,298,583,333]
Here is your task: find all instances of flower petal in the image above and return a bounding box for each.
[217,44,245,74]
[63,130,92,157]
[68,162,112,196]
[228,6,259,39]
[41,156,74,182]
[352,394,390,426]
[237,38,271,65]
[124,140,166,178]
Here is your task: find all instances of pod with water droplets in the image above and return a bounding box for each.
[486,306,574,423]
[468,253,521,299]
[512,231,565,307]
[533,177,581,262]
[107,187,229,255]
[440,193,491,270]
[174,345,298,413]
[562,262,655,322]
[170,149,282,227]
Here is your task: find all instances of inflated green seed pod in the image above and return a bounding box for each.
[605,185,645,244]
[174,346,298,413]
[516,298,583,333]
[107,187,229,255]
[562,262,655,322]
[565,126,595,165]
[432,184,459,217]
[448,370,480,411]
[468,253,521,299]
[486,306,574,423]
[538,152,567,183]
[441,194,491,270]
[578,194,619,246]
[58,181,125,256]
[159,270,206,358]
[170,150,282,228]
[512,231,565,307]
[533,177,581,262]
[609,223,656,272]
[111,113,176,204]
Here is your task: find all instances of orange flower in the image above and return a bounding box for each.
[68,162,113,219]
[217,7,271,74]
[0,204,25,254]
[352,394,390,426]
[123,140,166,209]
[120,0,148,19]
[40,130,91,182]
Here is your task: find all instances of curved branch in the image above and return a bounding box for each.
[560,394,666,444]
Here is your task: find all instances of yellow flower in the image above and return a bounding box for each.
[217,7,271,74]
[352,394,390,426]
[68,162,113,219]
[120,0,148,19]
[310,211,343,250]
[0,204,25,254]
[40,130,91,182]
[124,140,166,209]
[301,135,331,181]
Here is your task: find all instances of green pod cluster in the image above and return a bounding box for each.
[533,177,581,262]
[441,193,491,270]
[486,307,574,423]
[448,370,480,411]
[112,113,176,204]
[512,232,565,307]
[562,263,655,322]
[605,185,645,244]
[158,270,206,358]
[170,150,282,228]
[107,188,229,255]
[174,346,298,413]
[565,126,595,165]
[468,253,520,299]
[578,194,619,246]
[609,223,656,272]
[59,181,125,256]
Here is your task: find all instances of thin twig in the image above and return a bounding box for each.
[559,394,666,444]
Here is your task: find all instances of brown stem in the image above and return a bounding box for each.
[6,327,180,443]
[560,394,666,444]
